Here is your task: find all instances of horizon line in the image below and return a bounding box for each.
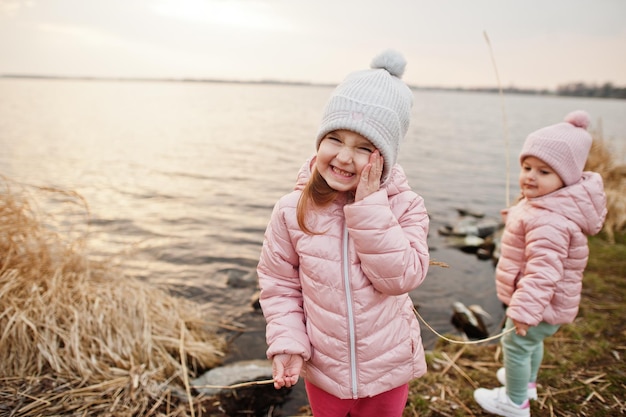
[1,73,623,95]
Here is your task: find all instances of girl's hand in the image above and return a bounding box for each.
[513,319,529,336]
[355,150,383,201]
[272,354,304,389]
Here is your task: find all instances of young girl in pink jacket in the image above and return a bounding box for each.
[474,111,607,417]
[257,50,430,417]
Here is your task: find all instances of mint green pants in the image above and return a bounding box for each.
[502,318,560,405]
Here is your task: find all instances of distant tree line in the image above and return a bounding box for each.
[418,82,626,100]
[555,82,626,99]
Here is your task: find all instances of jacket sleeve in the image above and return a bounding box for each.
[257,201,311,361]
[344,189,430,295]
[507,220,569,326]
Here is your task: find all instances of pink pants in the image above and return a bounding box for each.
[305,380,408,417]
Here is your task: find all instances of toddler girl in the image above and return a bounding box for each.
[474,111,607,417]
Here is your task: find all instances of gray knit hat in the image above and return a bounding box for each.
[520,110,593,186]
[315,49,414,183]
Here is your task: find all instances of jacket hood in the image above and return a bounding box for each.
[527,171,607,235]
[294,155,412,197]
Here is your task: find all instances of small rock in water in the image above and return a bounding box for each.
[446,235,485,253]
[250,290,262,310]
[218,267,255,288]
[439,217,500,238]
[455,207,485,218]
[192,359,273,395]
[192,359,291,416]
[450,301,491,340]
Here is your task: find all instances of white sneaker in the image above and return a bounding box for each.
[496,367,538,400]
[474,386,530,417]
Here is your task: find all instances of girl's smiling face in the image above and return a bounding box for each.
[519,156,565,199]
[315,129,378,192]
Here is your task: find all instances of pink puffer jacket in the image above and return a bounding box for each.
[257,157,430,399]
[496,172,607,326]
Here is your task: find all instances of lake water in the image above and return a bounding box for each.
[1,78,624,413]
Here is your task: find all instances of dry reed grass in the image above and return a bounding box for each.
[586,131,626,243]
[0,177,228,416]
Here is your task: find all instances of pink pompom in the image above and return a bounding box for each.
[564,110,590,130]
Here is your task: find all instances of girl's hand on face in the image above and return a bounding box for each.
[272,354,303,389]
[355,150,383,201]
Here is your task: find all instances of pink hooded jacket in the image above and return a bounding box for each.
[496,172,607,326]
[257,158,430,399]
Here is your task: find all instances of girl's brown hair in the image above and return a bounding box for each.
[297,166,338,234]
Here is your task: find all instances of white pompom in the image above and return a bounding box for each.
[370,49,406,78]
[564,110,590,130]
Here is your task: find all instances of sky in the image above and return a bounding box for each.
[1,0,625,90]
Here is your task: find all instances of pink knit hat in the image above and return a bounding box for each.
[519,110,593,186]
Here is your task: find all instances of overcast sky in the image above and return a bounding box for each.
[1,0,625,89]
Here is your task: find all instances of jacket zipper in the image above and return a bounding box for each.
[342,224,358,398]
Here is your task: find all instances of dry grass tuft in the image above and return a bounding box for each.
[0,177,228,416]
[586,133,626,243]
